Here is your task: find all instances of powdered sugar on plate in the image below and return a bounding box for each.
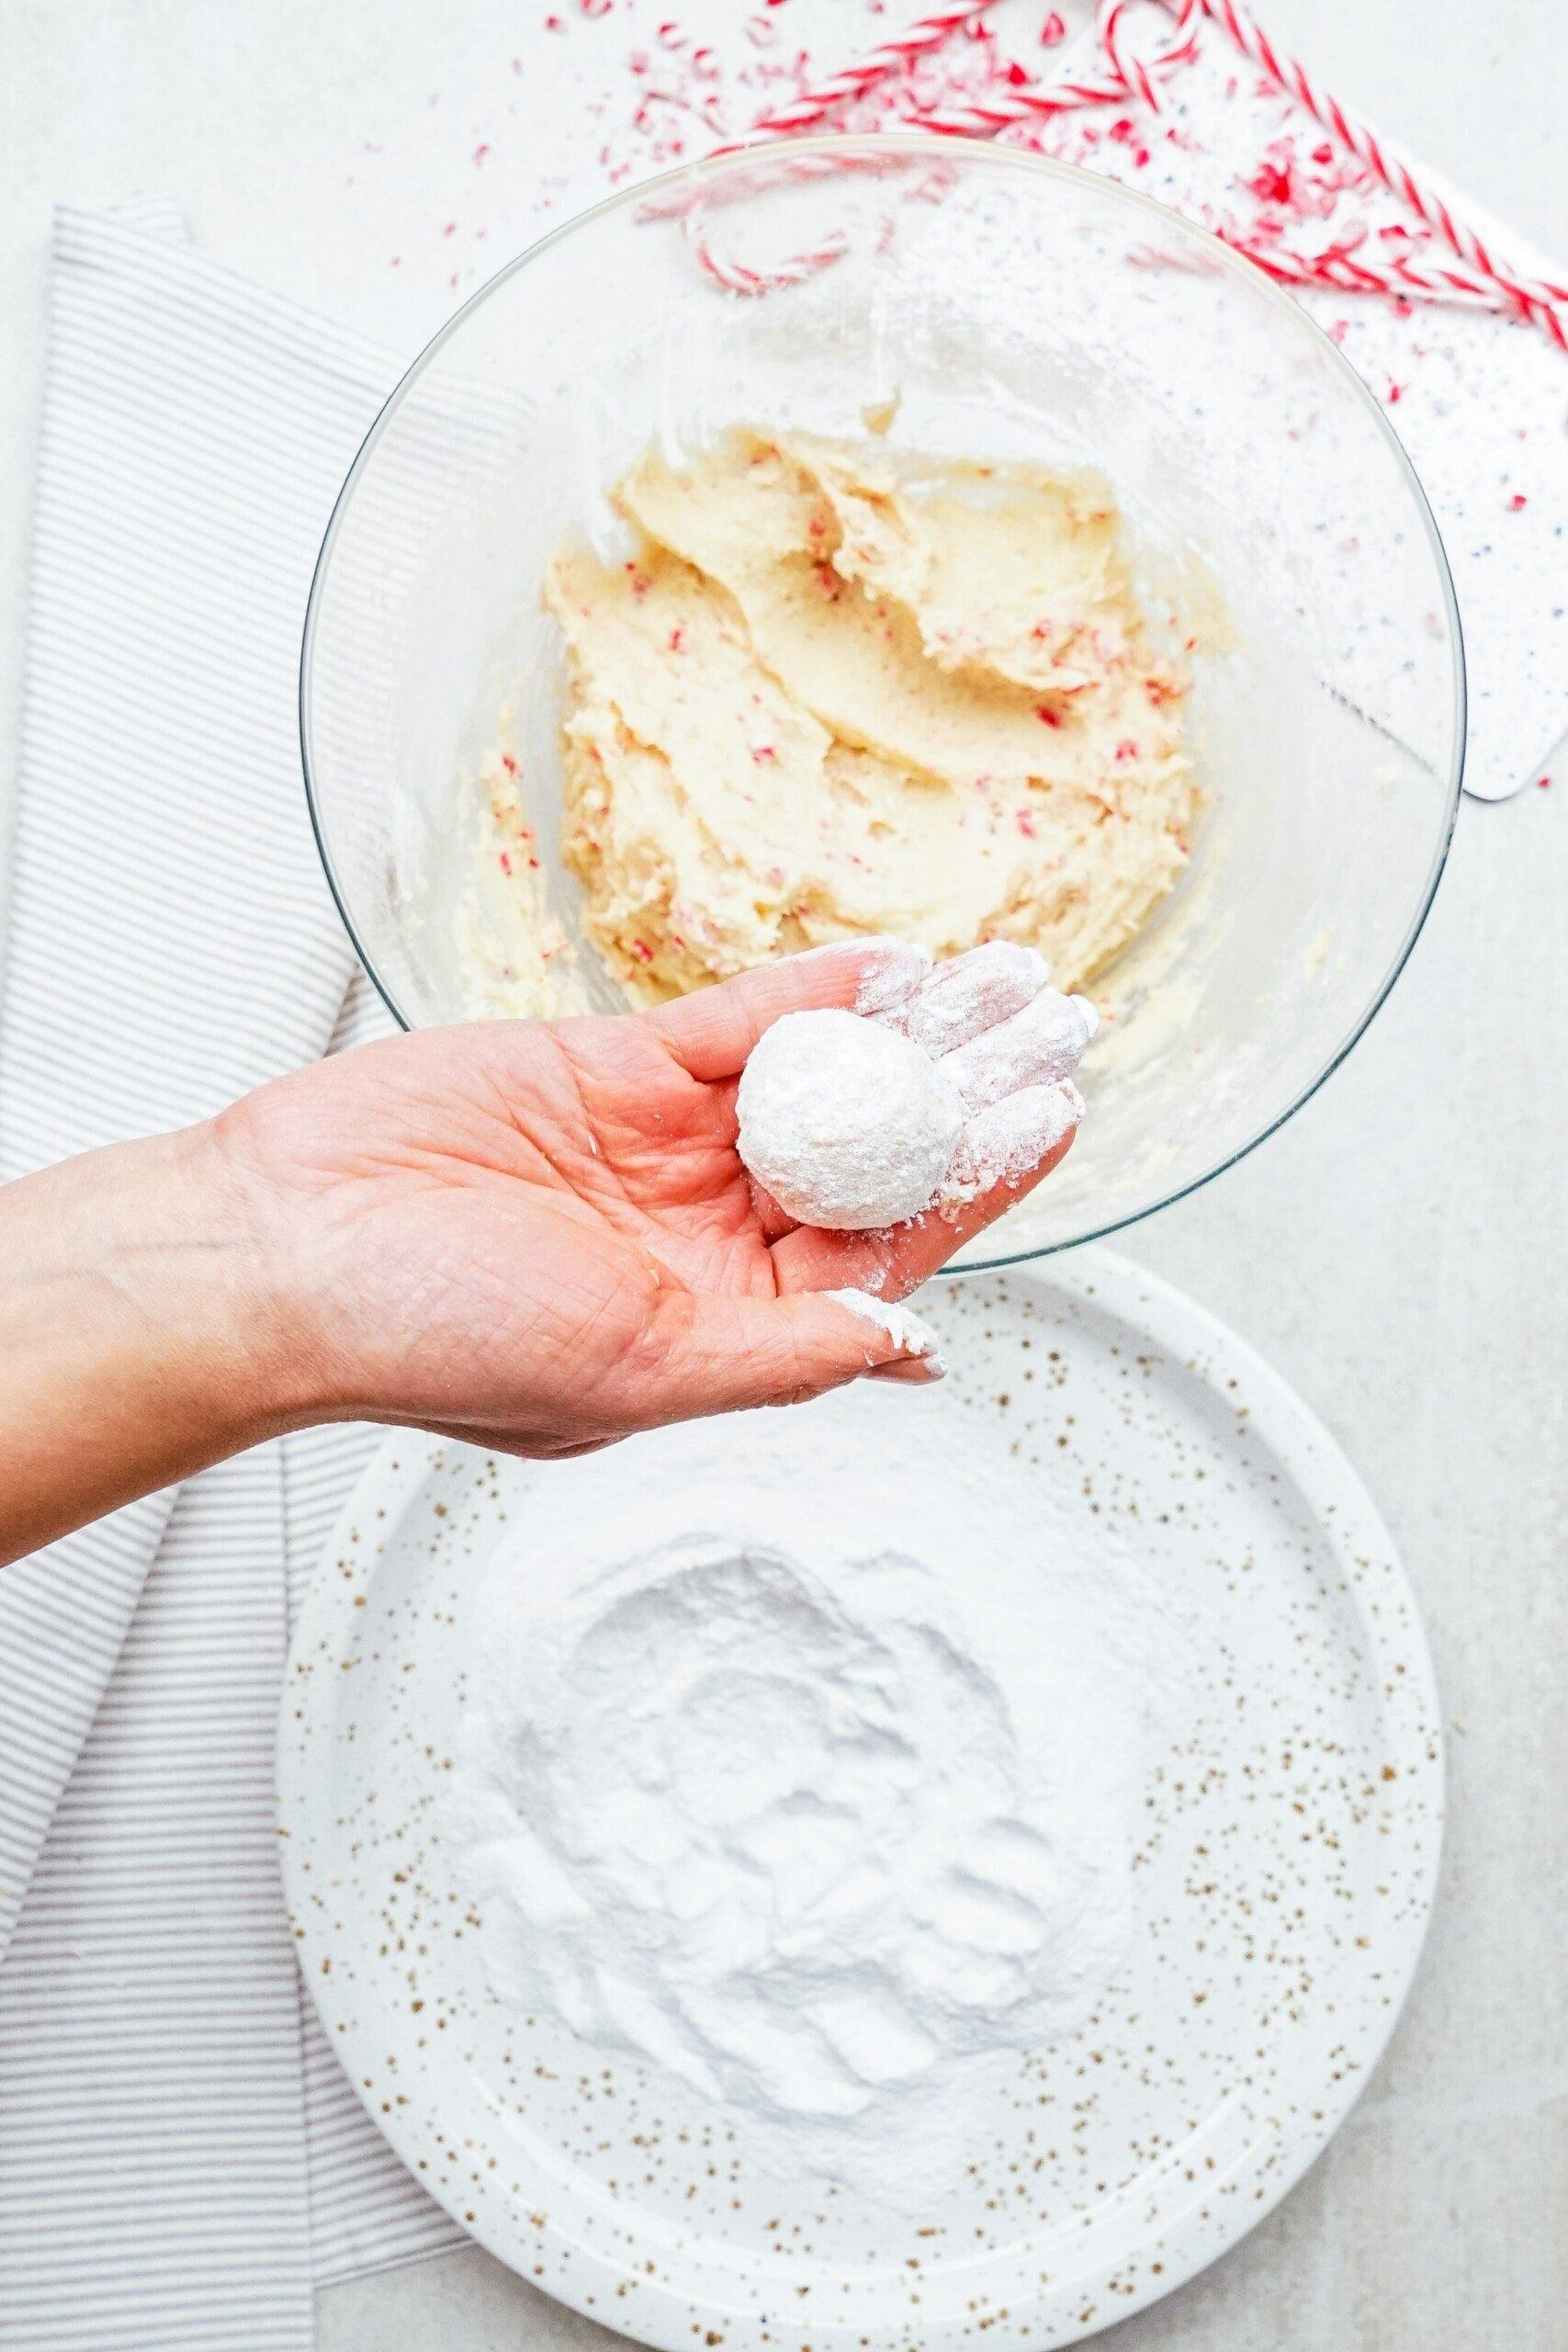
[445,1376,1170,2211]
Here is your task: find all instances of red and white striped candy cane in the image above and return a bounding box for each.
[1134,227,1521,316]
[1140,219,1565,345]
[1196,0,1568,345]
[748,0,1001,137]
[1100,0,1201,112]
[691,224,852,294]
[1230,235,1506,310]
[657,0,1009,296]
[644,150,908,299]
[911,0,1201,130]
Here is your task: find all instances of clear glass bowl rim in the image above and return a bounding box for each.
[300,132,1466,1272]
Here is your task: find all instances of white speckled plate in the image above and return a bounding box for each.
[279,1248,1441,2349]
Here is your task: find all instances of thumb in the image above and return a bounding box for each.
[637,1286,945,1423]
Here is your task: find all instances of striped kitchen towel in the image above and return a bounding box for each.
[0,203,462,2352]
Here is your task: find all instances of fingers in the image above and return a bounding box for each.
[648,938,931,1082]
[630,1285,944,1421]
[896,941,1051,1057]
[657,940,1090,1325]
[772,1083,1081,1299]
[762,935,1092,1295]
[945,1080,1084,1199]
[867,1356,946,1385]
[824,1287,947,1375]
[940,987,1099,1113]
[407,1284,945,1454]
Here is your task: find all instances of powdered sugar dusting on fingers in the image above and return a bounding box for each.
[941,987,1098,1114]
[848,938,933,1019]
[901,941,1052,1057]
[776,936,932,1020]
[942,1081,1083,1205]
[828,1288,947,1376]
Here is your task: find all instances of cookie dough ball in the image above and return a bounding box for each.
[736,1009,964,1230]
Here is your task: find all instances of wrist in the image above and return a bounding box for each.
[0,1123,319,1563]
[154,1116,333,1435]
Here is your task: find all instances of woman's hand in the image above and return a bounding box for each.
[0,941,1081,1562]
[217,941,1080,1455]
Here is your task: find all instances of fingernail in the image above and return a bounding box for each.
[828,1286,947,1375]
[867,1354,947,1385]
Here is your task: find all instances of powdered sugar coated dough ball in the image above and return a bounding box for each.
[736,1008,964,1230]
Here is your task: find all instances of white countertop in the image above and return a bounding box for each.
[4,4,1565,2346]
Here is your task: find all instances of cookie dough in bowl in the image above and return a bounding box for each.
[539,429,1201,1009]
[301,138,1462,1263]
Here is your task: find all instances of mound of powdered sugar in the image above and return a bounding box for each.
[445,1384,1165,2208]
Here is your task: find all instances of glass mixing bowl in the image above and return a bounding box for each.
[301,136,1462,1267]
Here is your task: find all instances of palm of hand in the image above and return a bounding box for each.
[218,946,1077,1454]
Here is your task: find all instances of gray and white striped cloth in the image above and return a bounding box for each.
[0,203,463,2351]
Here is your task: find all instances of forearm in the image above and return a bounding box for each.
[0,1125,299,1566]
